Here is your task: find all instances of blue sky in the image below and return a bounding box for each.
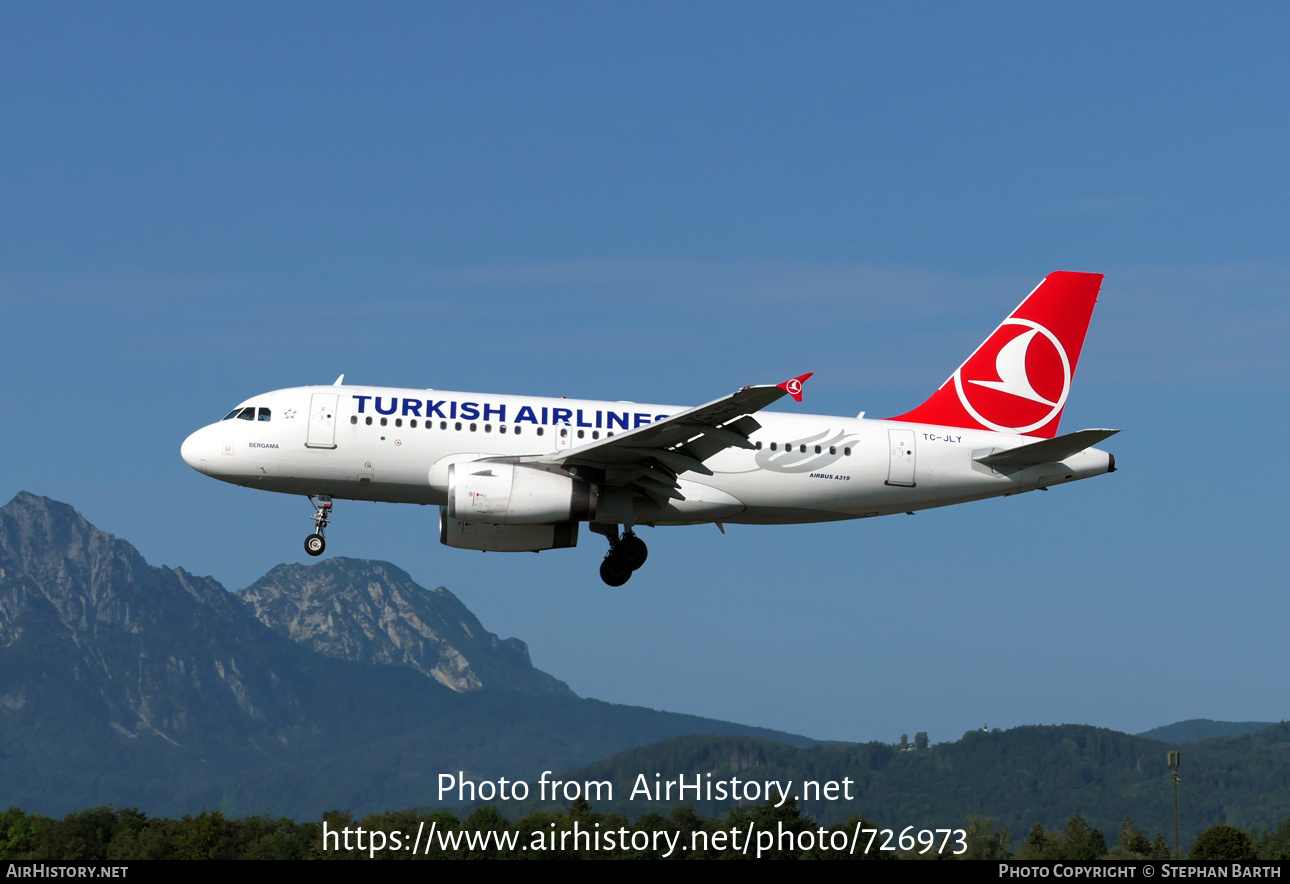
[3,3,1287,745]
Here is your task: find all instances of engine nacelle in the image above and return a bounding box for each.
[447,462,597,525]
[439,508,579,552]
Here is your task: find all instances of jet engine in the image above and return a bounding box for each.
[447,462,597,525]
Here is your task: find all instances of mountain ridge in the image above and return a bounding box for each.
[4,491,1280,829]
[238,557,573,697]
[0,491,813,819]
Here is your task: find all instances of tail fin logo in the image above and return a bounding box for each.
[886,271,1101,438]
[955,318,1070,434]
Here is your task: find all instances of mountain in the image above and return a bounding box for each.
[0,491,327,746]
[238,558,572,697]
[1137,719,1279,744]
[0,492,811,819]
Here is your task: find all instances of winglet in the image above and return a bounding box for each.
[777,372,813,402]
[333,374,345,386]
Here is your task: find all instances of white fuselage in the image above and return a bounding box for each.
[180,384,1114,528]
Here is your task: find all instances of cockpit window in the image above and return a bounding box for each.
[237,407,256,421]
[222,408,242,421]
[258,408,271,422]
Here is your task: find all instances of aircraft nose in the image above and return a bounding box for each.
[181,429,208,474]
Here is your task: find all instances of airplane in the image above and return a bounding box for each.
[180,271,1117,585]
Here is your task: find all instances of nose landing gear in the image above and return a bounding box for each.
[595,524,648,586]
[305,495,333,556]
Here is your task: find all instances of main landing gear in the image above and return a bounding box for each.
[305,495,332,556]
[595,524,648,587]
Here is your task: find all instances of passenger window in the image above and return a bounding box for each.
[577,430,584,439]
[829,446,836,455]
[844,447,852,456]
[592,431,599,439]
[800,444,807,453]
[560,428,568,438]
[411,419,417,428]
[395,418,402,427]
[537,427,544,437]
[500,425,507,434]
[258,408,272,422]
[814,445,821,454]
[770,443,777,451]
[365,416,373,426]
[470,423,477,432]
[440,421,447,430]
[514,426,522,435]
[350,416,358,424]
[380,418,388,427]
[455,422,462,431]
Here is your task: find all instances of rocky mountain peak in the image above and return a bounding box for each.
[0,492,317,747]
[0,492,234,638]
[2,492,146,595]
[238,557,574,697]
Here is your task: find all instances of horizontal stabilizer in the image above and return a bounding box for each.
[975,428,1119,468]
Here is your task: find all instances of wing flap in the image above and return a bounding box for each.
[677,416,762,464]
[617,445,714,476]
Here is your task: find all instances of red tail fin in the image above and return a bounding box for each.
[888,271,1103,438]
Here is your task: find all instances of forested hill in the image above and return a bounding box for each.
[503,723,1290,846]
[1137,719,1278,744]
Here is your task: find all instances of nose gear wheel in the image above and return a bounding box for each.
[305,495,333,557]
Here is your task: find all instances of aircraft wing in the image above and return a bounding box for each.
[513,373,812,504]
[974,428,1120,468]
